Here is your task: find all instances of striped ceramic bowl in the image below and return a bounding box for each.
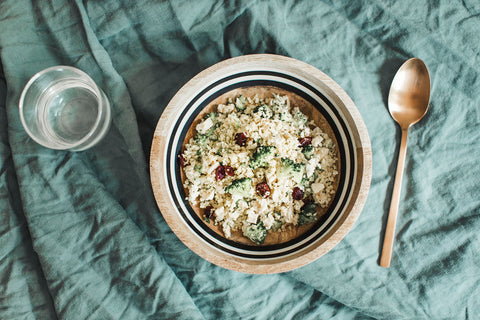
[150,54,371,274]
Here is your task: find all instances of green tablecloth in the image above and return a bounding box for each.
[1,1,479,319]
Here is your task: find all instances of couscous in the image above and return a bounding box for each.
[180,94,338,244]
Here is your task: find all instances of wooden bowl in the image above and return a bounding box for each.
[150,54,371,274]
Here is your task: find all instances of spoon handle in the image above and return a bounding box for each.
[380,128,409,268]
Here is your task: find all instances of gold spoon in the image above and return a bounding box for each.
[380,58,430,268]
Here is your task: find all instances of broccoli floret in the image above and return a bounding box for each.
[250,146,276,169]
[298,202,318,225]
[206,123,219,137]
[225,178,253,198]
[302,145,314,160]
[278,158,305,184]
[271,220,282,232]
[200,113,220,136]
[254,103,273,118]
[194,163,203,174]
[194,134,208,148]
[301,176,311,187]
[203,112,218,122]
[244,221,267,245]
[270,211,283,232]
[197,116,220,139]
[293,111,308,127]
[235,95,248,111]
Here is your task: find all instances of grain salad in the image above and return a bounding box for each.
[180,94,338,245]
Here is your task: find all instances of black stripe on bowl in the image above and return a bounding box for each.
[166,71,356,259]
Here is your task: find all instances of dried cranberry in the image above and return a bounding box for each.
[256,182,271,198]
[225,165,235,176]
[298,137,312,147]
[292,187,304,200]
[235,132,248,146]
[205,206,215,220]
[178,154,185,167]
[215,165,226,180]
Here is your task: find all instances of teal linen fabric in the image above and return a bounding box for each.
[0,1,479,319]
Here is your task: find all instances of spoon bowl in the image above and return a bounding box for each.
[380,57,430,267]
[388,58,430,128]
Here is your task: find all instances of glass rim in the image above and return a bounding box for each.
[18,65,107,150]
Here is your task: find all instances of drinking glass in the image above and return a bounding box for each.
[19,66,111,151]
